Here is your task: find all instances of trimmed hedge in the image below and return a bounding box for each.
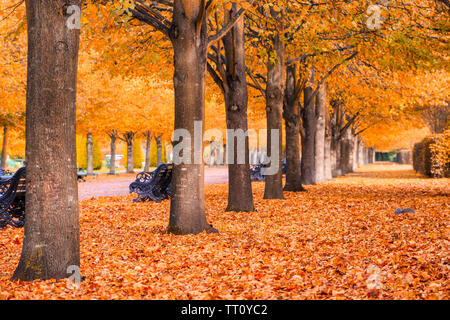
[413,130,450,178]
[431,129,450,178]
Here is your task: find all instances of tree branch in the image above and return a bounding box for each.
[305,51,358,109]
[207,0,255,46]
[207,62,225,93]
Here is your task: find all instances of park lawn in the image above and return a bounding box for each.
[0,164,448,299]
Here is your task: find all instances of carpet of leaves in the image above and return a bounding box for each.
[0,164,448,299]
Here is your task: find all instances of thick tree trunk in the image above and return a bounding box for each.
[13,0,81,281]
[109,132,117,175]
[168,2,216,235]
[144,131,152,172]
[86,132,93,175]
[314,84,326,183]
[1,126,8,170]
[264,35,285,200]
[301,86,316,185]
[222,12,254,211]
[283,65,305,192]
[156,135,163,166]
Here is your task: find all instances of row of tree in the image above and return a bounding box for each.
[0,0,448,281]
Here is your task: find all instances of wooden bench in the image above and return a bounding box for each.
[0,167,26,229]
[129,163,173,203]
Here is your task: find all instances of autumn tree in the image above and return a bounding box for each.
[99,0,254,234]
[12,0,81,281]
[206,3,254,211]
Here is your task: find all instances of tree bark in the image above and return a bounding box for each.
[222,10,254,211]
[330,101,341,177]
[156,135,163,166]
[349,133,356,172]
[168,1,217,235]
[86,132,93,175]
[109,131,117,175]
[283,65,305,192]
[331,136,341,177]
[314,84,326,183]
[123,132,134,173]
[1,126,8,170]
[13,0,81,281]
[301,86,316,185]
[352,134,359,171]
[264,35,285,200]
[144,131,152,172]
[340,129,353,175]
[324,105,332,180]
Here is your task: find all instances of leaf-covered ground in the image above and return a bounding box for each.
[0,164,448,299]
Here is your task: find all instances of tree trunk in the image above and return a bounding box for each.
[352,134,359,171]
[314,84,326,183]
[349,133,356,172]
[283,65,305,192]
[340,129,353,175]
[86,132,93,175]
[168,2,216,235]
[264,35,285,200]
[332,137,341,177]
[301,86,316,185]
[324,106,332,181]
[222,10,254,211]
[156,135,163,166]
[124,132,134,173]
[13,0,81,281]
[109,131,117,175]
[1,126,8,170]
[144,131,152,172]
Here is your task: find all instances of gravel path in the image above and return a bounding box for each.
[78,167,228,200]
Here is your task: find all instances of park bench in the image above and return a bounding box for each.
[1,166,87,229]
[77,168,98,182]
[77,168,88,182]
[250,164,265,181]
[0,167,26,229]
[0,168,13,176]
[129,163,173,203]
[250,160,286,181]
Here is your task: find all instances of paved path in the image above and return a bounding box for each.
[78,167,228,200]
